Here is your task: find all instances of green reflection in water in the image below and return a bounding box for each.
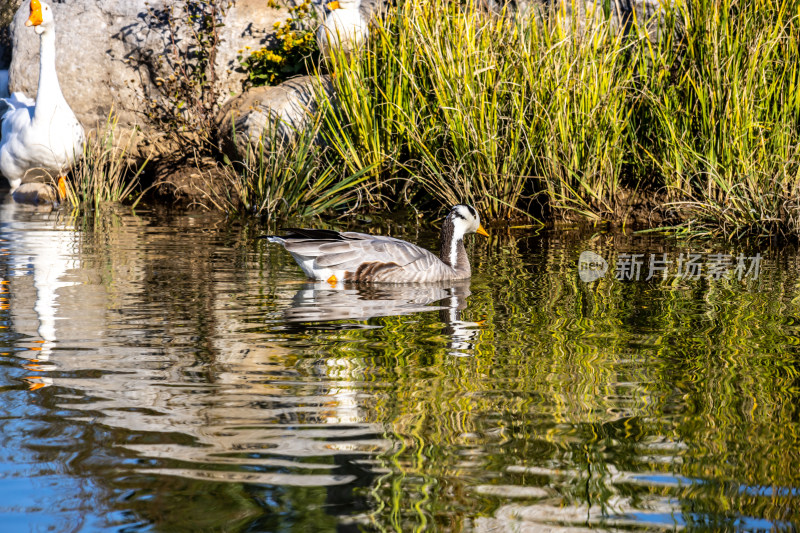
[330,233,800,531]
[0,208,798,531]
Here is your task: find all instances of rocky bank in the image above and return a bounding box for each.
[0,0,669,191]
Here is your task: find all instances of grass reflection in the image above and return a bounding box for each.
[3,210,798,531]
[356,231,800,531]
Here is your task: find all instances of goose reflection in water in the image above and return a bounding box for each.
[0,208,393,488]
[0,196,78,390]
[279,280,483,356]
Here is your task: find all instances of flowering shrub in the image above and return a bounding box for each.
[140,0,232,144]
[238,0,319,86]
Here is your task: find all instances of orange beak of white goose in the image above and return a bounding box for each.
[25,0,43,27]
[476,225,489,237]
[326,1,341,9]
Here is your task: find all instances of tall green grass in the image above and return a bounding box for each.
[315,0,646,221]
[530,7,640,220]
[637,0,800,238]
[298,0,800,236]
[224,116,377,219]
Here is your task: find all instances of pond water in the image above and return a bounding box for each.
[0,199,798,532]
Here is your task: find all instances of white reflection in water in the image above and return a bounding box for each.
[0,209,396,486]
[281,280,482,356]
[0,198,82,388]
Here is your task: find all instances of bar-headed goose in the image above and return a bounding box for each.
[266,205,489,283]
[0,0,85,203]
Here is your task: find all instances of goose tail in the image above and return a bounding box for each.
[3,92,35,110]
[259,229,345,242]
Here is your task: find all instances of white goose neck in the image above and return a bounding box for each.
[439,218,470,275]
[33,25,67,126]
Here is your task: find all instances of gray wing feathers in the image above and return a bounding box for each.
[311,239,428,270]
[315,251,361,267]
[318,241,357,253]
[283,241,334,255]
[285,236,427,267]
[269,231,460,282]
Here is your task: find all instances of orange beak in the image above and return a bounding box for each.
[476,225,489,237]
[26,0,43,27]
[327,1,341,9]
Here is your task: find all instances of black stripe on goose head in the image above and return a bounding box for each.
[449,204,479,223]
[449,207,467,221]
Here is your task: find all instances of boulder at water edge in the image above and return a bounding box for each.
[216,75,334,161]
[7,0,289,136]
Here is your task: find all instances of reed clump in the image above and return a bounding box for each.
[315,0,642,221]
[637,0,800,239]
[283,0,800,237]
[65,115,148,212]
[224,117,376,219]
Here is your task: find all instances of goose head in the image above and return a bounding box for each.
[446,204,489,240]
[326,0,360,10]
[25,0,53,35]
[439,204,489,269]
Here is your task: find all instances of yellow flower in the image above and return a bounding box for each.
[262,50,284,64]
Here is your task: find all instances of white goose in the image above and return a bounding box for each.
[315,0,369,59]
[266,205,489,283]
[0,0,84,204]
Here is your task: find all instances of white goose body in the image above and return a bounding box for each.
[0,0,84,192]
[267,205,489,284]
[316,0,369,58]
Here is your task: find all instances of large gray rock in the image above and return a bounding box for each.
[7,0,292,136]
[216,75,333,160]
